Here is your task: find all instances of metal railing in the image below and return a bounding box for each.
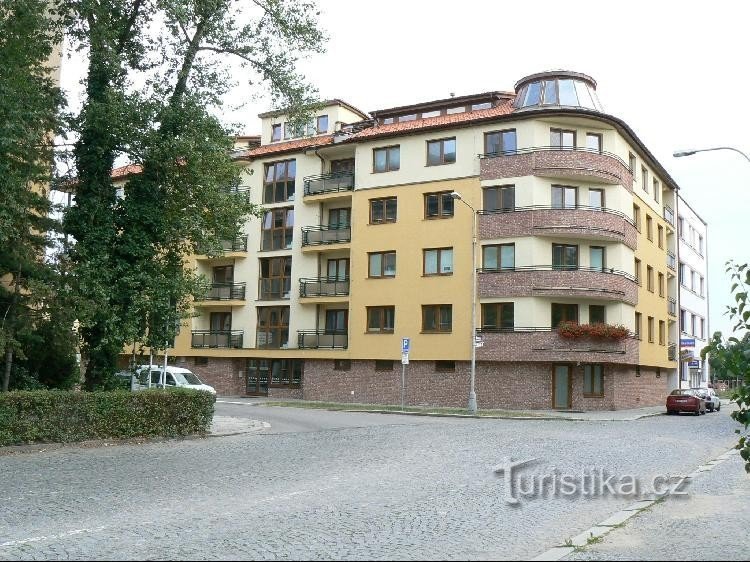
[191,330,243,349]
[303,172,355,196]
[478,204,635,225]
[221,236,248,252]
[668,342,677,361]
[668,297,677,317]
[663,205,675,226]
[667,250,676,271]
[477,264,637,283]
[297,330,348,349]
[301,225,351,246]
[299,277,350,297]
[258,278,292,300]
[477,325,638,338]
[197,282,246,301]
[478,145,629,169]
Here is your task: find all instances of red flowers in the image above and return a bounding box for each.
[557,321,629,341]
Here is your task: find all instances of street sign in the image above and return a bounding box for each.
[688,360,700,368]
[474,335,483,348]
[402,338,410,353]
[401,352,409,365]
[680,338,696,347]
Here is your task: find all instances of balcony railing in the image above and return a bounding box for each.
[299,277,350,297]
[220,236,248,252]
[477,264,638,283]
[258,278,292,300]
[301,225,351,246]
[191,330,243,349]
[666,250,676,271]
[668,297,677,317]
[197,282,246,301]
[478,204,635,225]
[668,342,677,361]
[297,330,348,349]
[479,146,629,168]
[664,205,675,226]
[303,172,355,196]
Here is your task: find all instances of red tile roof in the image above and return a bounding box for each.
[236,135,335,159]
[111,164,143,179]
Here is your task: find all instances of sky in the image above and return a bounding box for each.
[59,0,750,339]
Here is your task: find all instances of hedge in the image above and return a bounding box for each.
[0,389,215,446]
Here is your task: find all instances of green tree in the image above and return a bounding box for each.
[701,261,750,471]
[61,0,326,388]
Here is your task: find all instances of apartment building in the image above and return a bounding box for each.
[676,196,709,388]
[128,70,689,410]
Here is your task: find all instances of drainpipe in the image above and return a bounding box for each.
[675,192,682,389]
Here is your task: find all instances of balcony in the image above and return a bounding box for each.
[196,282,246,302]
[301,225,351,248]
[258,278,292,300]
[478,266,638,305]
[663,205,675,226]
[299,277,350,298]
[191,330,243,349]
[196,236,248,259]
[668,342,677,361]
[479,147,633,189]
[476,327,639,365]
[303,172,355,197]
[479,205,637,249]
[668,297,677,317]
[297,330,348,349]
[666,250,676,271]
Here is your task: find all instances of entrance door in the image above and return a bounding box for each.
[247,359,269,396]
[327,258,350,280]
[553,365,571,409]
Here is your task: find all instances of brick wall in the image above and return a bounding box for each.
[613,365,669,409]
[177,357,247,396]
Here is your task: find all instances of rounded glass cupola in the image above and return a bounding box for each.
[513,70,603,112]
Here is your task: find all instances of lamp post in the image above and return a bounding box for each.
[450,191,478,414]
[674,147,750,163]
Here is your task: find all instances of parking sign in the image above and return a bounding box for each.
[402,338,410,353]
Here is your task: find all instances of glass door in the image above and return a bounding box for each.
[553,365,571,409]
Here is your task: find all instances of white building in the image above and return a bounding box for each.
[676,195,709,388]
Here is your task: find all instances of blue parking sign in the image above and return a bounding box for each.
[402,338,410,353]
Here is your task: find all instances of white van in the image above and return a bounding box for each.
[133,365,216,395]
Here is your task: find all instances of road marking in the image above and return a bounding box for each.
[1,526,107,548]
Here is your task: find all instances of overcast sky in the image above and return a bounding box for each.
[60,0,749,339]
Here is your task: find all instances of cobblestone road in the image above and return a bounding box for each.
[0,405,740,560]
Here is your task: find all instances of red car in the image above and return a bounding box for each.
[666,389,706,416]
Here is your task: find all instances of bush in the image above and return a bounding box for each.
[0,389,215,446]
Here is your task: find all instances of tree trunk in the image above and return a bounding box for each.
[2,349,12,392]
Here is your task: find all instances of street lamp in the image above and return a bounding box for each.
[673,147,750,163]
[450,191,478,414]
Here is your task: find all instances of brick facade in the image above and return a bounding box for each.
[479,208,638,250]
[480,150,634,190]
[479,269,638,306]
[301,358,667,411]
[177,357,247,396]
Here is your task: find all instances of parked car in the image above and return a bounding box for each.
[133,365,216,395]
[666,389,706,416]
[691,387,721,412]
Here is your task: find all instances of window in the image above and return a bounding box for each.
[629,153,636,174]
[368,251,396,278]
[658,272,665,297]
[210,311,232,331]
[699,276,704,297]
[382,117,394,125]
[447,106,466,115]
[398,114,417,122]
[212,265,234,284]
[657,225,664,249]
[327,258,350,280]
[248,359,302,389]
[648,316,655,343]
[552,185,577,208]
[256,306,290,349]
[261,208,294,251]
[659,320,666,345]
[635,312,642,339]
[586,133,602,153]
[679,262,686,286]
[370,197,397,224]
[325,310,348,334]
[328,207,351,229]
[589,189,604,208]
[552,244,578,270]
[634,259,641,285]
[680,309,687,333]
[427,137,457,166]
[424,248,453,275]
[367,306,395,333]
[653,179,660,203]
[550,128,576,148]
[678,216,684,238]
[646,215,653,240]
[259,256,292,299]
[422,305,452,332]
[698,235,704,255]
[424,191,455,218]
[633,204,641,231]
[421,110,441,118]
[700,318,705,339]
[589,305,606,324]
[691,314,697,337]
[552,303,578,327]
[472,102,492,111]
[483,185,515,211]
[263,160,296,203]
[375,360,394,371]
[435,360,456,372]
[590,246,605,271]
[647,266,654,292]
[316,115,328,134]
[334,359,351,371]
[483,244,515,270]
[642,166,649,192]
[584,365,603,396]
[482,302,514,331]
[690,270,697,292]
[484,129,517,155]
[271,123,281,142]
[373,146,400,173]
[283,121,303,140]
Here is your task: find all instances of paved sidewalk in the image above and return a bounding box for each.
[210,415,269,436]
